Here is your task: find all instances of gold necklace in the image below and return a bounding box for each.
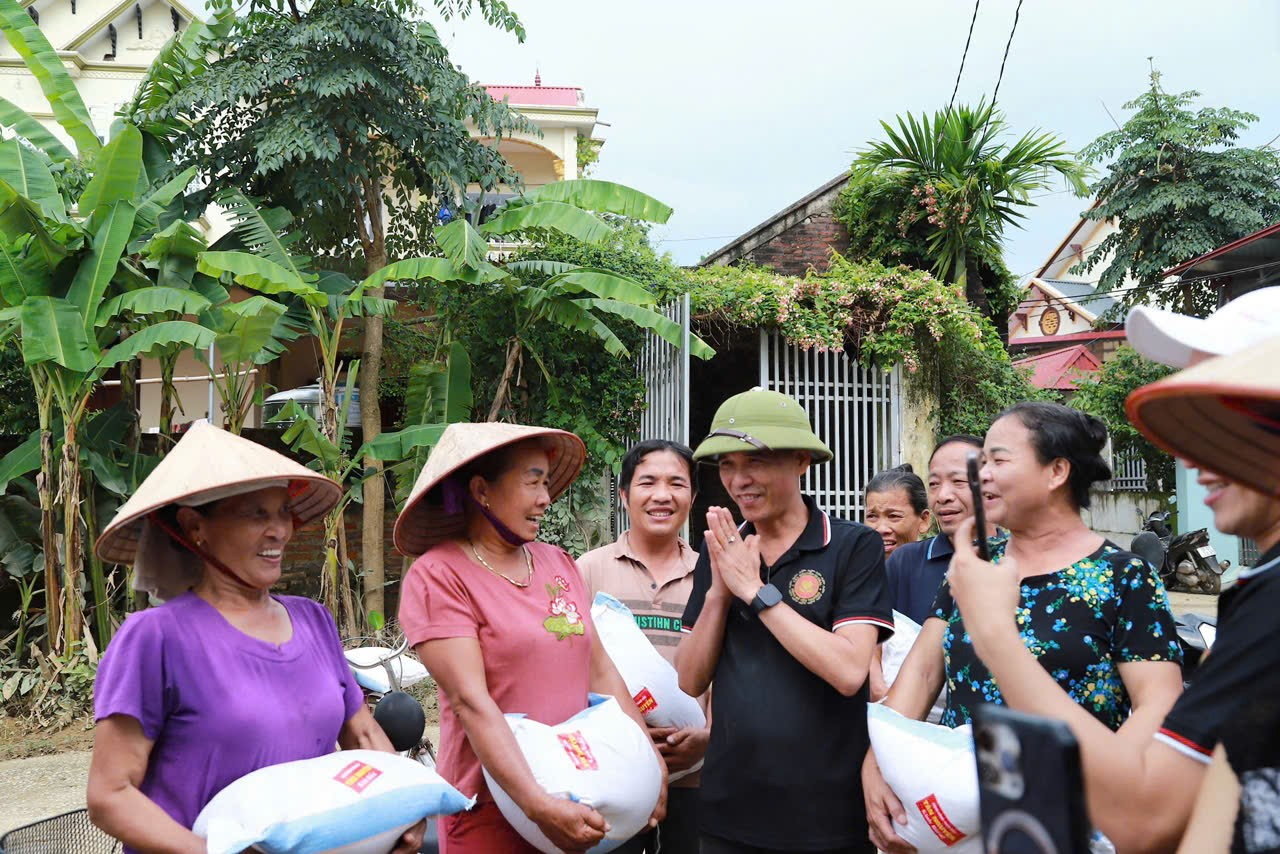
[468,541,533,588]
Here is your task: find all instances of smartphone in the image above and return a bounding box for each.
[966,450,991,561]
[973,705,1091,854]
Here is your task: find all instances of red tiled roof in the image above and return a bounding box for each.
[1013,344,1103,391]
[484,85,581,107]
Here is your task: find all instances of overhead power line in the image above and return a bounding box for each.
[948,0,982,113]
[991,0,1026,106]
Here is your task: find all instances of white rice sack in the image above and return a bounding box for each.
[344,646,430,693]
[484,694,662,854]
[881,610,947,724]
[194,749,472,854]
[590,593,706,782]
[590,593,705,731]
[867,704,981,854]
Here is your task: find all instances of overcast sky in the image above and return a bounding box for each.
[436,0,1280,279]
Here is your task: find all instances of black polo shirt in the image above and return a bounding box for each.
[1157,542,1280,768]
[681,496,892,851]
[886,534,953,625]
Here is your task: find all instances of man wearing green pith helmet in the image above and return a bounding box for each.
[676,388,893,854]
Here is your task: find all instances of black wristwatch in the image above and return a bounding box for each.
[751,583,783,614]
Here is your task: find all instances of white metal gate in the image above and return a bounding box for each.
[637,294,691,448]
[760,331,902,521]
[613,294,691,535]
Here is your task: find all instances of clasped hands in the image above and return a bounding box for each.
[704,506,763,604]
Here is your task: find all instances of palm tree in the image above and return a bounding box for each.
[854,101,1088,313]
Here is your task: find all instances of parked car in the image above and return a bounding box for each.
[262,383,361,429]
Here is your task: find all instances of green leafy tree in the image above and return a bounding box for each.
[0,347,36,434]
[1076,67,1280,316]
[1070,345,1175,491]
[835,170,1020,321]
[851,101,1088,320]
[153,0,528,616]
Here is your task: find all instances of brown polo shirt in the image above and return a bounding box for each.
[578,532,705,787]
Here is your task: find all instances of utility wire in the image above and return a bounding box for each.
[990,0,1025,106]
[948,0,982,113]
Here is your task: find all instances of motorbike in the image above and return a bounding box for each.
[342,634,437,766]
[1136,510,1228,594]
[1132,528,1219,687]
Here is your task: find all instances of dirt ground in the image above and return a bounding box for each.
[0,594,1218,836]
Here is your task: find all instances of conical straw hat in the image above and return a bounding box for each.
[1127,337,1280,498]
[394,422,587,557]
[95,421,342,565]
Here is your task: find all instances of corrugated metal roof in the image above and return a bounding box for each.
[1040,279,1118,316]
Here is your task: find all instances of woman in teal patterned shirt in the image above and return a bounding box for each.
[863,403,1183,854]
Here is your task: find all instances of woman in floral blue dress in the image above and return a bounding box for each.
[863,402,1183,854]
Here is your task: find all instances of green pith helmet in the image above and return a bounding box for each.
[693,387,833,463]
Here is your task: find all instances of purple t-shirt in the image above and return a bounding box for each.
[94,592,363,845]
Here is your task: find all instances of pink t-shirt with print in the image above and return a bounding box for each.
[398,540,595,804]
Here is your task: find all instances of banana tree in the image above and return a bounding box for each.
[0,126,214,651]
[197,195,402,632]
[441,179,714,420]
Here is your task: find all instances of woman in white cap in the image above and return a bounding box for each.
[85,422,423,854]
[395,423,666,854]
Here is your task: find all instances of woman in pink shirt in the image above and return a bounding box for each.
[395,423,667,853]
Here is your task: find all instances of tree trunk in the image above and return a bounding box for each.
[119,356,140,452]
[34,377,59,649]
[159,351,179,444]
[59,419,84,652]
[357,179,387,623]
[487,339,521,422]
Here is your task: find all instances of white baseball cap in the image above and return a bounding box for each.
[1125,286,1280,368]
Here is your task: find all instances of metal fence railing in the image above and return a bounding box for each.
[1103,448,1148,492]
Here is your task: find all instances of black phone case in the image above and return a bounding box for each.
[974,705,1091,854]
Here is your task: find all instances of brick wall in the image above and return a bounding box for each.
[277,501,409,621]
[739,212,849,275]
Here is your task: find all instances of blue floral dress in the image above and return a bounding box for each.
[930,539,1181,730]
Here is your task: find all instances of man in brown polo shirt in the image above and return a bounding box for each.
[579,439,708,854]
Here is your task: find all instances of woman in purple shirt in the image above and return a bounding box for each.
[85,422,424,854]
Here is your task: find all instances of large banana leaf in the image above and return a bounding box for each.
[0,97,73,162]
[100,319,215,366]
[0,238,52,305]
[66,201,136,337]
[0,430,39,493]
[19,295,97,371]
[96,287,212,327]
[360,256,506,290]
[358,424,448,463]
[519,289,627,356]
[0,178,66,270]
[201,295,288,363]
[0,0,99,155]
[197,251,327,307]
[504,260,579,277]
[435,218,489,270]
[522,180,673,224]
[135,167,197,230]
[145,219,206,262]
[78,125,143,214]
[580,298,716,359]
[0,139,62,217]
[272,401,342,472]
[479,201,613,245]
[540,268,656,305]
[403,340,472,427]
[216,191,308,280]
